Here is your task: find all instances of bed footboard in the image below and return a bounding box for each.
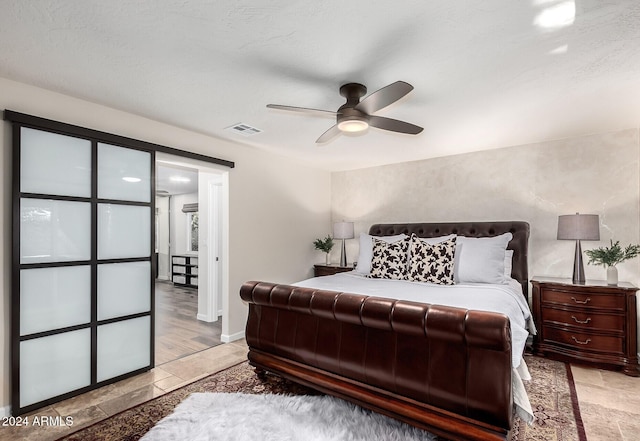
[240,281,513,441]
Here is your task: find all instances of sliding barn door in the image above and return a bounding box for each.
[12,125,154,415]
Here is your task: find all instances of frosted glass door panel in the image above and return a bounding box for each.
[97,317,150,382]
[20,128,91,197]
[97,204,150,259]
[98,262,150,320]
[20,266,91,335]
[20,329,91,407]
[20,199,91,264]
[98,143,151,203]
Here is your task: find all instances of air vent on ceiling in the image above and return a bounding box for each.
[226,123,262,136]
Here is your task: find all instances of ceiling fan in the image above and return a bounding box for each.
[267,81,423,144]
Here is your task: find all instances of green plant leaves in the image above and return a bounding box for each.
[585,239,640,267]
[313,235,334,253]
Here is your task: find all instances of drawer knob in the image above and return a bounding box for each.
[571,336,591,345]
[571,315,592,324]
[570,296,591,305]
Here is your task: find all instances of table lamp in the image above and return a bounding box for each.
[333,221,354,267]
[557,213,600,284]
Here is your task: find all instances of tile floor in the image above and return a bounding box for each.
[571,363,640,441]
[0,340,248,441]
[1,349,638,441]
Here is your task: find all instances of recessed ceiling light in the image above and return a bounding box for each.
[534,1,575,29]
[122,176,141,182]
[170,176,191,183]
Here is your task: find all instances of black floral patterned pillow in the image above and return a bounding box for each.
[408,234,457,285]
[369,237,410,280]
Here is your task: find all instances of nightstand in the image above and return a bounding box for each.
[531,276,639,376]
[313,264,353,277]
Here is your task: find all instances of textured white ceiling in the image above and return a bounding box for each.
[1,1,639,171]
[156,163,198,196]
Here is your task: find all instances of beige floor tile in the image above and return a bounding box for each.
[195,343,246,361]
[59,404,109,433]
[98,384,165,416]
[51,383,118,416]
[110,367,174,395]
[619,418,640,441]
[579,401,626,441]
[154,375,188,392]
[229,339,249,350]
[599,369,640,394]
[572,362,640,441]
[159,346,245,382]
[52,366,174,416]
[570,364,604,386]
[574,382,640,413]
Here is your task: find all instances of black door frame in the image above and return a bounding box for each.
[5,110,234,415]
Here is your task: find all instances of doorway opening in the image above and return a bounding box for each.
[154,153,228,365]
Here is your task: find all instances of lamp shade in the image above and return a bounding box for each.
[333,221,354,240]
[557,214,600,241]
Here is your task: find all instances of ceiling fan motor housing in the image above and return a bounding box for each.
[338,83,369,132]
[339,83,367,100]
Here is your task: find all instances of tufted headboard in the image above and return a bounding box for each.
[368,221,530,299]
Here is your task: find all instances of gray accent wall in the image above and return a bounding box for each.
[332,128,640,339]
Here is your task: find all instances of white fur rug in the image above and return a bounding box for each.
[141,392,436,441]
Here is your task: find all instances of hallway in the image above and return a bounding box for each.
[155,280,222,365]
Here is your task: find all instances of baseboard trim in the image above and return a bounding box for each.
[197,313,218,323]
[221,330,245,343]
[0,405,10,417]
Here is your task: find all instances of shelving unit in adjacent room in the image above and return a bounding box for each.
[171,254,198,288]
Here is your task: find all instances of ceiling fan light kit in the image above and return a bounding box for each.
[267,81,423,144]
[338,118,369,133]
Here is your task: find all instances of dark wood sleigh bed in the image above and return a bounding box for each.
[240,221,530,441]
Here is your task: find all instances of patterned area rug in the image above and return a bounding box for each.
[56,355,586,441]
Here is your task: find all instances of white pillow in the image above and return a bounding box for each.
[356,233,408,274]
[454,233,513,284]
[504,250,514,278]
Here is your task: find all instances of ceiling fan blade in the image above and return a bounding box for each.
[368,115,423,135]
[267,104,337,117]
[355,81,414,115]
[316,124,342,144]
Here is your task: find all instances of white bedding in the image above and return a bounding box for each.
[293,271,536,423]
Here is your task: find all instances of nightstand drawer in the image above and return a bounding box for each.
[541,307,624,331]
[541,289,625,309]
[544,328,624,354]
[532,277,639,376]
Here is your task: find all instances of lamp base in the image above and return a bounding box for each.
[340,239,347,267]
[572,240,586,284]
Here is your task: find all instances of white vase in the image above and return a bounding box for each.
[606,266,618,285]
[325,252,331,265]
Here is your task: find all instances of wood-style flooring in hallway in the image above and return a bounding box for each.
[155,280,222,365]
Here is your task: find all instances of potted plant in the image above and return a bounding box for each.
[313,235,334,265]
[585,240,640,285]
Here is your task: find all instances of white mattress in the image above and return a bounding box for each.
[294,271,536,423]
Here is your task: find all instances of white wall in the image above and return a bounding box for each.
[332,128,640,338]
[156,195,170,280]
[170,192,199,256]
[0,76,332,413]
